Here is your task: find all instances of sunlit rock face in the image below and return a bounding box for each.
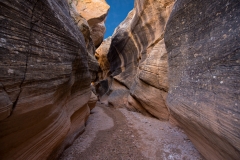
[0,0,99,159]
[69,0,110,47]
[165,0,240,159]
[95,0,240,158]
[97,0,175,120]
[68,0,109,81]
[95,37,112,81]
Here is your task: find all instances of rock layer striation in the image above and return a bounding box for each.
[69,0,110,47]
[96,0,240,159]
[0,0,102,159]
[96,0,175,120]
[165,0,240,159]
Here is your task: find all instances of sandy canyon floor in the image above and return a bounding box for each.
[60,102,204,160]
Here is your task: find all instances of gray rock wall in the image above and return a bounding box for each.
[165,0,240,159]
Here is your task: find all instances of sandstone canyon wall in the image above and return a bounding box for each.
[95,37,112,81]
[69,0,110,47]
[165,0,240,159]
[95,0,240,159]
[96,0,175,120]
[0,0,108,159]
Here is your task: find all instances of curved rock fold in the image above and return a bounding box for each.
[0,0,103,159]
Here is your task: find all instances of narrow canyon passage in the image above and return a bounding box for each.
[59,102,204,160]
[1,0,239,159]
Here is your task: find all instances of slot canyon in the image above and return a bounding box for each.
[0,0,239,159]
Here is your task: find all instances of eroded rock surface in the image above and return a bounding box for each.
[0,0,100,159]
[1,0,239,159]
[69,0,110,47]
[94,0,240,159]
[165,0,240,159]
[97,0,175,120]
[68,0,103,82]
[95,37,112,80]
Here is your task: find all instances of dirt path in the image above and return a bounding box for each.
[59,102,204,160]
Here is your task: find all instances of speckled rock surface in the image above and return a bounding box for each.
[165,0,240,159]
[0,0,99,159]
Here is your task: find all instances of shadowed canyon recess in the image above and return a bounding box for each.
[0,0,239,160]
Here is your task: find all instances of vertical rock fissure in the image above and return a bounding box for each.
[11,0,41,114]
[0,82,8,95]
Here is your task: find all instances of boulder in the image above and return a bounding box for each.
[88,91,98,110]
[108,79,129,108]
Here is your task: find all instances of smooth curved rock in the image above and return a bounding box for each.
[127,94,151,116]
[70,0,110,47]
[0,0,100,159]
[68,0,100,82]
[88,91,98,110]
[108,79,129,108]
[95,37,112,80]
[165,0,240,159]
[130,39,170,120]
[91,22,107,48]
[97,0,175,120]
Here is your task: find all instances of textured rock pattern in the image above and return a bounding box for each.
[130,39,170,120]
[95,37,112,80]
[97,0,175,120]
[68,0,100,82]
[165,0,240,159]
[0,0,98,159]
[70,0,110,47]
